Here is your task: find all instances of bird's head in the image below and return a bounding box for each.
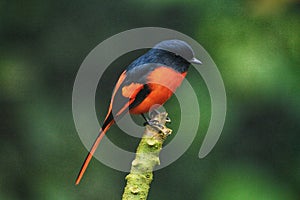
[153,39,202,65]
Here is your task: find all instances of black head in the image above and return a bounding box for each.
[153,40,202,65]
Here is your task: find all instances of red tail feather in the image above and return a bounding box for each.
[75,120,114,185]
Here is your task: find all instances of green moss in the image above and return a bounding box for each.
[122,112,171,200]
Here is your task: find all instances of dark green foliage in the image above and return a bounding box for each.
[0,0,299,199]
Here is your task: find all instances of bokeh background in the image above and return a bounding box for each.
[1,0,299,199]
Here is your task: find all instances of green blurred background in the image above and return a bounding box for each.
[1,0,299,199]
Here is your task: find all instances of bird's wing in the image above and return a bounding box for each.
[108,63,161,119]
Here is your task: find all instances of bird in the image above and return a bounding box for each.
[75,39,202,185]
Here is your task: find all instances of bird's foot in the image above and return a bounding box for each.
[147,119,172,136]
[142,111,171,126]
[142,111,172,135]
[149,109,171,123]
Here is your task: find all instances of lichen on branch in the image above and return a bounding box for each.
[122,112,172,200]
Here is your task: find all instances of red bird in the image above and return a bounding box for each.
[75,39,202,185]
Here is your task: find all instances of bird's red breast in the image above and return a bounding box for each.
[129,66,187,114]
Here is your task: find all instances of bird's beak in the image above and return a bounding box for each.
[189,57,202,65]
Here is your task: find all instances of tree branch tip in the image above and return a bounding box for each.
[122,111,172,200]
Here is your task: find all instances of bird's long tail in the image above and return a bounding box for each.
[75,114,114,185]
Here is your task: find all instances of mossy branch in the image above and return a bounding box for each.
[122,112,172,200]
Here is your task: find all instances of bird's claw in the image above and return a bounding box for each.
[142,111,172,135]
[147,119,172,136]
[147,119,162,128]
[149,110,171,123]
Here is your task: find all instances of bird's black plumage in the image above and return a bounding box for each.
[127,49,190,73]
